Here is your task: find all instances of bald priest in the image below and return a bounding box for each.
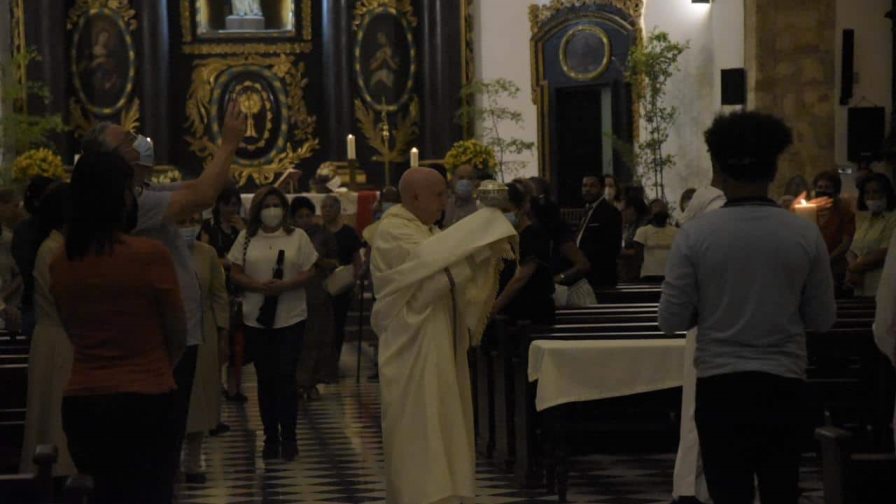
[368,168,517,504]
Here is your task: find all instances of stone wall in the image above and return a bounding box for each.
[746,0,837,196]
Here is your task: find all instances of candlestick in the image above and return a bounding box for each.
[794,199,818,224]
[410,147,419,168]
[347,134,356,160]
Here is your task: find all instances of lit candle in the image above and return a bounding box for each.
[410,147,419,168]
[794,199,818,224]
[347,134,356,160]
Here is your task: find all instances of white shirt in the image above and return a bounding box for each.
[659,199,836,379]
[634,224,679,277]
[228,228,318,329]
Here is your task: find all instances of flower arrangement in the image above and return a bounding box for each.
[444,139,496,175]
[11,148,66,182]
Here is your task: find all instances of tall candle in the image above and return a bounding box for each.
[347,134,356,160]
[794,199,817,224]
[410,147,419,168]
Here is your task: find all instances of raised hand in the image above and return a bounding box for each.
[221,98,247,149]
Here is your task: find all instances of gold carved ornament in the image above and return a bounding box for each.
[181,0,193,43]
[67,0,141,138]
[353,0,418,30]
[354,96,419,164]
[302,0,313,41]
[11,0,27,109]
[181,0,312,53]
[528,0,643,33]
[182,42,311,56]
[184,54,319,186]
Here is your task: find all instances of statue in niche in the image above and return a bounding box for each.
[231,0,262,17]
[369,32,399,90]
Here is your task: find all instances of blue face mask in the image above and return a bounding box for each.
[503,211,518,227]
[455,180,475,200]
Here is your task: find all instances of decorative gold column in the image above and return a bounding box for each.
[745,0,836,195]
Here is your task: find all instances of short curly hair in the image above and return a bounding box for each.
[704,111,793,183]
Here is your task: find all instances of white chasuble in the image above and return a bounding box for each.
[370,205,516,504]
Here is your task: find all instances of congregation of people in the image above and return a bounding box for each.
[2,107,895,504]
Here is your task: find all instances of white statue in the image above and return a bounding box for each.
[232,0,262,17]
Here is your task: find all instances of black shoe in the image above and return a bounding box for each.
[184,473,206,484]
[224,391,248,403]
[281,442,298,462]
[209,422,231,436]
[262,442,280,460]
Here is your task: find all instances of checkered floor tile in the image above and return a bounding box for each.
[175,343,824,504]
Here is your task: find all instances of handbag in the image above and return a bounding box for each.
[566,278,597,307]
[324,265,356,296]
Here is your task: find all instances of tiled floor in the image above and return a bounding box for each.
[176,344,825,504]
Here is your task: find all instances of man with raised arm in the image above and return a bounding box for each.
[369,168,516,504]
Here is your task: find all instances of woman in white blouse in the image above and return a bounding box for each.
[227,187,318,462]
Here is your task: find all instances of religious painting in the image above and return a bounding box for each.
[354,7,416,113]
[185,55,319,185]
[70,7,136,117]
[193,0,296,38]
[560,25,612,81]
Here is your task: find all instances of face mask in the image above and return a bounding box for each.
[866,199,886,214]
[503,211,518,227]
[260,207,284,228]
[455,180,475,200]
[180,226,199,245]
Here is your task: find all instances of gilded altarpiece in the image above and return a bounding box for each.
[180,0,319,186]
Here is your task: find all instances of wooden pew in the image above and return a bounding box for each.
[0,444,56,504]
[815,426,896,504]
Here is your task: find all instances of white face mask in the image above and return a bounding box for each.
[179,226,199,244]
[866,199,886,214]
[260,207,284,228]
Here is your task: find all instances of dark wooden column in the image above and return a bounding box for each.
[136,0,171,163]
[322,0,354,161]
[23,0,71,158]
[419,0,463,160]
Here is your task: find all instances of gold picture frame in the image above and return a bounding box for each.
[559,25,612,81]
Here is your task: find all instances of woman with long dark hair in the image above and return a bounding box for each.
[227,186,317,461]
[200,185,249,402]
[50,152,186,503]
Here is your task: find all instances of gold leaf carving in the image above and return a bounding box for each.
[67,0,137,31]
[182,42,312,56]
[181,0,193,43]
[354,97,419,164]
[353,0,417,30]
[120,98,140,133]
[69,98,93,139]
[529,0,643,33]
[302,0,313,41]
[184,54,319,186]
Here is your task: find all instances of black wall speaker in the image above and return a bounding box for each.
[847,107,885,162]
[721,68,746,106]
[840,29,855,105]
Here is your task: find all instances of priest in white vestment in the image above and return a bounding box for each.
[369,168,516,504]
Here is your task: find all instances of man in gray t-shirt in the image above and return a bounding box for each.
[80,101,246,488]
[659,111,835,504]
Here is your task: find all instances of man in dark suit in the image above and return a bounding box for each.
[576,174,622,288]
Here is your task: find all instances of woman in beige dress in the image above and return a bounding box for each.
[20,183,75,476]
[181,214,230,483]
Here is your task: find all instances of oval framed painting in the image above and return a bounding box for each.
[209,65,290,168]
[70,8,137,116]
[354,7,416,113]
[560,25,612,82]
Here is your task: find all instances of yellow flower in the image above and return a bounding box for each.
[11,148,66,182]
[444,140,496,175]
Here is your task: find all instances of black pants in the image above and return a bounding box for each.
[246,322,304,444]
[169,345,198,476]
[695,372,809,504]
[330,291,352,378]
[63,392,177,504]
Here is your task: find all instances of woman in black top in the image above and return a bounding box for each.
[320,195,362,381]
[528,177,591,285]
[493,180,555,324]
[199,186,248,402]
